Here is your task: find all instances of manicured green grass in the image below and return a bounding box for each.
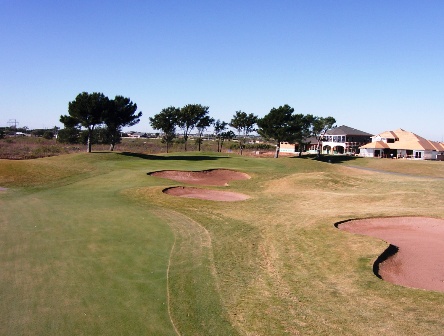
[1,152,444,335]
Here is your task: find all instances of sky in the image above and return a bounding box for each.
[1,0,443,141]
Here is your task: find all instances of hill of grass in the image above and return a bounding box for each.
[1,152,443,335]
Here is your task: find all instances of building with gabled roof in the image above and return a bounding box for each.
[321,125,372,155]
[359,128,444,160]
[279,125,372,155]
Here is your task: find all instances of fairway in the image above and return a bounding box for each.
[1,152,444,335]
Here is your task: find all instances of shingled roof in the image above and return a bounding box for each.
[360,141,389,149]
[325,125,373,136]
[362,128,444,151]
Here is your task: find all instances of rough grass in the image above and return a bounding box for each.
[1,152,444,335]
[0,136,261,160]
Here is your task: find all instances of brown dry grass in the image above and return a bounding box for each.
[139,157,444,335]
[2,152,444,335]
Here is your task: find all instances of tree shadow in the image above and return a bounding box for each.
[288,154,361,163]
[313,155,361,164]
[118,152,229,161]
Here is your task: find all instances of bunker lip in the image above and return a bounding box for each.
[337,217,444,292]
[163,186,250,202]
[148,169,250,186]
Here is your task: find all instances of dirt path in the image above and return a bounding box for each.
[344,165,444,180]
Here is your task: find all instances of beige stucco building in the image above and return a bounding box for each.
[359,129,444,160]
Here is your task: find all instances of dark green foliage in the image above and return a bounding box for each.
[42,131,54,139]
[220,130,235,152]
[57,127,80,144]
[149,106,179,153]
[78,127,112,145]
[60,92,108,152]
[229,111,258,155]
[60,92,141,152]
[103,96,142,151]
[213,119,228,152]
[196,115,214,151]
[312,116,336,157]
[257,104,313,158]
[177,104,211,151]
[31,129,46,137]
[229,142,273,151]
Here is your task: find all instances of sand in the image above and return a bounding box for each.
[148,169,250,186]
[149,169,250,201]
[338,217,444,292]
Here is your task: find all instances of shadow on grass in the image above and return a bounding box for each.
[118,152,229,161]
[289,154,361,163]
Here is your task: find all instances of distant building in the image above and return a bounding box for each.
[126,132,147,138]
[359,129,444,160]
[279,125,372,155]
[321,125,372,155]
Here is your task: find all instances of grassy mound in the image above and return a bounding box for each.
[1,152,443,335]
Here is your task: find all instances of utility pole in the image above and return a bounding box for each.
[7,119,19,129]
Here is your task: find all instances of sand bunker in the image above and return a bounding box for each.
[338,217,444,292]
[150,169,251,201]
[148,169,250,186]
[163,186,250,201]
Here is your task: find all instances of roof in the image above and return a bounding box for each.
[430,141,444,151]
[360,141,389,149]
[374,130,398,139]
[325,125,373,136]
[303,136,318,144]
[362,128,444,151]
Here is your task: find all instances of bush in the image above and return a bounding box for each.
[57,128,80,144]
[229,142,274,151]
[43,131,54,139]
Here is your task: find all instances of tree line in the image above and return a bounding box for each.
[60,92,335,158]
[59,92,142,152]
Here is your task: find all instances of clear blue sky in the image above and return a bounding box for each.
[1,0,443,140]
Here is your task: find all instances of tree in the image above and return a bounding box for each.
[213,119,228,152]
[103,96,142,151]
[57,126,80,144]
[60,92,108,152]
[295,114,315,156]
[312,116,336,157]
[177,104,210,151]
[229,111,257,155]
[257,104,294,158]
[149,106,179,153]
[195,115,214,151]
[220,130,235,152]
[42,131,54,139]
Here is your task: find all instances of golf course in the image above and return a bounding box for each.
[1,151,444,335]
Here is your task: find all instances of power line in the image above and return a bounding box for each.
[7,119,19,128]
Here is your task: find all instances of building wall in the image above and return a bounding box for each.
[280,142,296,153]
